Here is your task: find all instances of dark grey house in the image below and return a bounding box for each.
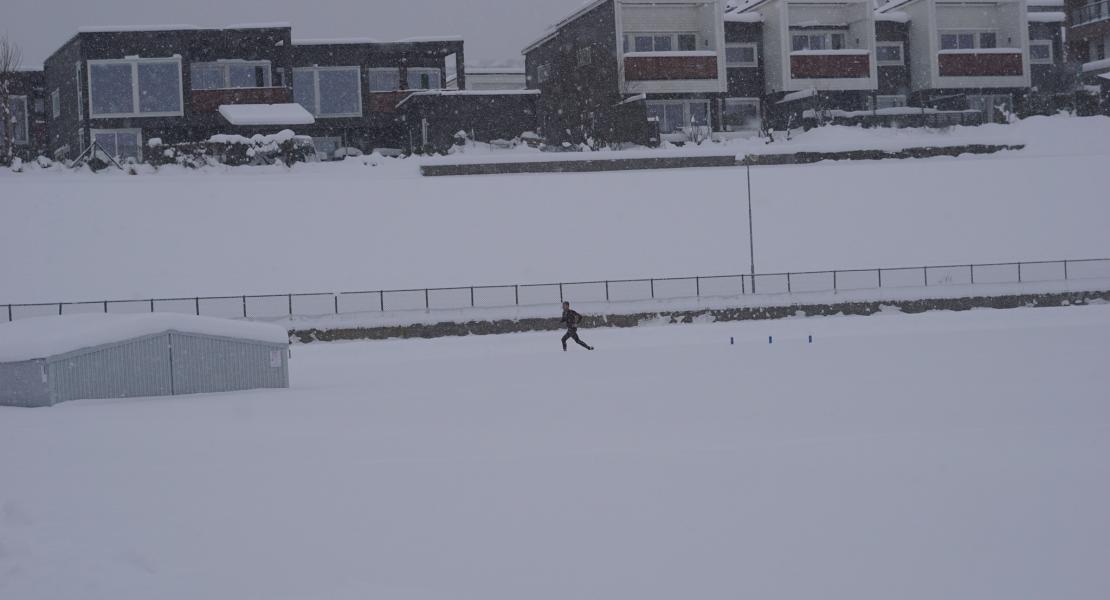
[1,69,48,160]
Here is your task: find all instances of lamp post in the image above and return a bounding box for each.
[746,163,756,293]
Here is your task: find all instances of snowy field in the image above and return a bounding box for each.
[2,304,1109,600]
[2,116,1110,305]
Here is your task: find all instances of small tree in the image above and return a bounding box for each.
[0,35,24,165]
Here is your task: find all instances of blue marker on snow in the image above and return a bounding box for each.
[809,335,813,343]
[768,336,773,344]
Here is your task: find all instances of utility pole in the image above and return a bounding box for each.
[746,163,756,293]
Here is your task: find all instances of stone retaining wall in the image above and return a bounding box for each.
[290,288,1109,344]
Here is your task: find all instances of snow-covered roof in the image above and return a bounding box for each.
[1084,58,1110,73]
[1027,0,1064,6]
[465,67,526,75]
[1100,73,1110,81]
[624,50,718,58]
[0,314,289,363]
[395,89,540,108]
[78,22,290,33]
[875,10,910,23]
[218,103,315,126]
[779,87,817,103]
[791,49,871,56]
[293,36,462,47]
[1027,11,1065,22]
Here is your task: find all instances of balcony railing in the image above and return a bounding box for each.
[789,50,871,79]
[1072,0,1109,26]
[938,50,1023,77]
[191,87,293,112]
[624,52,719,81]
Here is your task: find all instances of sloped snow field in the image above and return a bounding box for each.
[3,116,1110,304]
[2,305,1109,600]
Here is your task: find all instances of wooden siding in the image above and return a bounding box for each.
[624,55,719,80]
[790,54,870,79]
[191,87,293,112]
[938,52,1023,77]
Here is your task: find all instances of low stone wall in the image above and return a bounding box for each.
[739,144,1024,166]
[290,288,1109,344]
[419,144,1024,177]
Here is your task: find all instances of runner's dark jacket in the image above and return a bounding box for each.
[561,309,583,330]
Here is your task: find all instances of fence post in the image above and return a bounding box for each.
[288,294,293,316]
[334,295,339,314]
[195,297,200,316]
[742,275,747,295]
[559,283,564,303]
[1017,263,1023,283]
[514,285,519,306]
[787,273,792,294]
[923,267,928,287]
[242,296,247,318]
[970,265,975,285]
[650,279,655,299]
[470,287,475,308]
[59,303,63,316]
[605,281,610,302]
[379,291,385,312]
[103,301,108,314]
[832,271,838,292]
[1064,260,1069,280]
[877,269,883,288]
[150,299,155,313]
[425,289,429,310]
[6,305,11,322]
[695,277,700,297]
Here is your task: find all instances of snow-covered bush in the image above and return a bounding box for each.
[145,130,316,168]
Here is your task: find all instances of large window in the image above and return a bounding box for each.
[367,68,401,92]
[191,61,272,90]
[726,43,758,67]
[88,57,183,118]
[0,96,29,144]
[293,66,362,118]
[722,98,760,132]
[876,42,904,65]
[51,89,61,119]
[1029,40,1054,64]
[940,31,998,50]
[646,99,710,134]
[625,33,699,53]
[791,31,846,51]
[92,128,142,162]
[406,67,443,90]
[871,95,907,110]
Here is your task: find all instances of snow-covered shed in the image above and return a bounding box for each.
[0,314,290,407]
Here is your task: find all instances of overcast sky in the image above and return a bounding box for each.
[6,0,592,67]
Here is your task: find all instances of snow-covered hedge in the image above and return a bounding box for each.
[146,130,316,168]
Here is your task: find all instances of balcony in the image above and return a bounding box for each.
[1072,0,1109,26]
[938,50,1023,77]
[623,52,719,81]
[191,87,293,113]
[789,50,871,79]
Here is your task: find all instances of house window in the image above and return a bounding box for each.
[646,99,710,134]
[87,57,183,118]
[627,33,699,53]
[871,95,907,110]
[190,61,272,90]
[791,31,846,51]
[406,67,442,90]
[876,42,904,66]
[940,31,997,50]
[293,66,362,118]
[1029,41,1054,64]
[0,96,29,144]
[536,64,551,84]
[91,129,142,162]
[311,136,342,161]
[726,43,758,67]
[722,98,761,132]
[51,89,61,118]
[367,68,401,92]
[578,47,592,66]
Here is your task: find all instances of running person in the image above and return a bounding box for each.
[560,302,594,351]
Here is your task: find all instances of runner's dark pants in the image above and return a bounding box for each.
[562,328,590,350]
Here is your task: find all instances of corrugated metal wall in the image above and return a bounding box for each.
[0,360,52,407]
[47,334,173,403]
[169,333,288,396]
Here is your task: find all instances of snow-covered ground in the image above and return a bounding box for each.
[2,115,1110,306]
[1,304,1108,600]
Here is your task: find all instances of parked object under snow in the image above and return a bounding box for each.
[0,314,289,407]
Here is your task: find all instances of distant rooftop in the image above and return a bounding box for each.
[292,36,463,46]
[77,22,291,33]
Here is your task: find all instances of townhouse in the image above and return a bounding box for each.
[1068,0,1110,98]
[523,0,729,145]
